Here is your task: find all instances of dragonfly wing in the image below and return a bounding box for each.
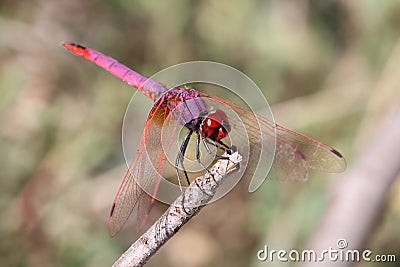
[267,124,346,181]
[108,99,175,236]
[197,92,276,190]
[197,92,346,184]
[108,137,149,237]
[268,139,309,181]
[135,103,179,232]
[274,125,346,172]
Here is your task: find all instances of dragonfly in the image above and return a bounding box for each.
[62,41,346,236]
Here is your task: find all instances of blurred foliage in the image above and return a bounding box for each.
[1,0,400,267]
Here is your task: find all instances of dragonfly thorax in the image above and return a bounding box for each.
[161,87,231,142]
[163,86,208,129]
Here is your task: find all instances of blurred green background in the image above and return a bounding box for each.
[1,1,399,266]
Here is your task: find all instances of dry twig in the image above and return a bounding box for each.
[112,151,242,267]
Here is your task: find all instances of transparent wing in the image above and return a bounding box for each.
[277,124,345,167]
[136,102,180,232]
[198,92,346,184]
[108,99,176,236]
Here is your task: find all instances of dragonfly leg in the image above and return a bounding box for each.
[174,156,184,193]
[202,137,213,155]
[217,140,236,154]
[175,130,193,190]
[202,139,221,156]
[196,133,218,184]
[203,139,236,157]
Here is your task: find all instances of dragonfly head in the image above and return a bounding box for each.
[201,109,231,141]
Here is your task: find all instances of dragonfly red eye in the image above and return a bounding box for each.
[217,126,229,140]
[206,116,220,128]
[201,110,231,141]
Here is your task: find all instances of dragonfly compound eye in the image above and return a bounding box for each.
[201,110,231,141]
[216,126,229,141]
